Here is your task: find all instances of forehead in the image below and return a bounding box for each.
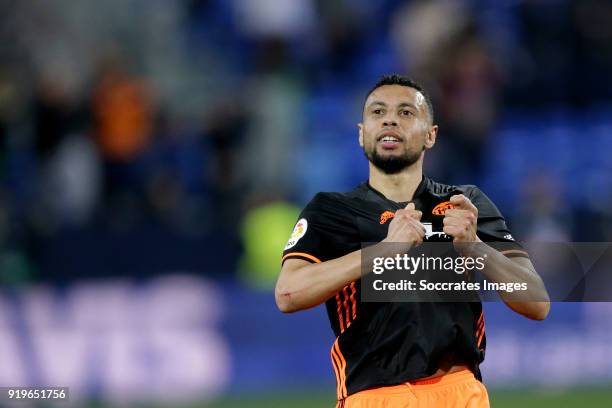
[365,85,425,109]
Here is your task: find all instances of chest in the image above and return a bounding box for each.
[353,195,454,243]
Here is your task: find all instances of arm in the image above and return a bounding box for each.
[276,251,362,313]
[462,242,550,320]
[276,203,424,313]
[443,194,550,321]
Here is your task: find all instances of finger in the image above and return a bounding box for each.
[400,208,421,220]
[443,216,460,226]
[443,225,460,237]
[413,226,424,245]
[406,223,424,244]
[406,210,422,220]
[445,215,473,230]
[449,194,470,207]
[408,219,426,236]
[444,209,474,220]
[450,194,467,206]
[450,194,477,213]
[405,202,415,211]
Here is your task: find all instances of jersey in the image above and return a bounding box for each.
[281,176,529,401]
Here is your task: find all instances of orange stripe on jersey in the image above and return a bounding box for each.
[342,286,351,329]
[350,282,357,320]
[332,338,348,399]
[335,293,345,332]
[475,311,486,349]
[476,311,484,327]
[281,252,322,264]
[477,328,486,349]
[475,325,484,342]
[476,312,484,336]
[330,344,342,399]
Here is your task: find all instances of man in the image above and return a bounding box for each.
[276,74,550,407]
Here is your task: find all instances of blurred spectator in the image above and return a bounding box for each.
[203,99,249,233]
[32,77,78,160]
[238,37,305,199]
[92,58,154,163]
[392,0,501,182]
[0,69,16,176]
[314,0,368,74]
[44,135,101,226]
[29,74,101,228]
[391,0,471,86]
[434,29,501,182]
[144,113,209,233]
[91,56,155,226]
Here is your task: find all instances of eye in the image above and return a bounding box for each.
[372,109,384,115]
[400,110,414,117]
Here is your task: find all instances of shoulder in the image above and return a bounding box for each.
[299,191,357,226]
[426,178,501,215]
[305,184,365,212]
[426,178,480,198]
[460,185,504,218]
[305,191,347,212]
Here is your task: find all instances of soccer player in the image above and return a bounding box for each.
[276,74,550,407]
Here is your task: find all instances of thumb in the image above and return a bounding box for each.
[450,194,467,207]
[405,202,422,220]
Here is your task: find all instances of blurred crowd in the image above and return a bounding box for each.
[0,0,611,281]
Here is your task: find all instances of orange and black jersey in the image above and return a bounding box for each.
[281,176,529,400]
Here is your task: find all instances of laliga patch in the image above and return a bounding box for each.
[284,218,308,250]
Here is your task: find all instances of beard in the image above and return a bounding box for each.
[364,145,423,174]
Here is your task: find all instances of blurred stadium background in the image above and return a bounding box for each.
[0,0,611,406]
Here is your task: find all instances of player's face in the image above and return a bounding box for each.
[359,85,437,174]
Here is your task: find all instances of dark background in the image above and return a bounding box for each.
[0,0,611,406]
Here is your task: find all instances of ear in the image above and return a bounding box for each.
[358,123,364,147]
[424,125,438,149]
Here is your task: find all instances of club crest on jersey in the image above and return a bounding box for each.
[284,218,308,250]
[432,201,454,215]
[380,211,395,224]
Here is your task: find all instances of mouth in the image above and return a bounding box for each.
[377,131,403,149]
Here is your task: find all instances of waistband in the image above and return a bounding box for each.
[352,369,476,396]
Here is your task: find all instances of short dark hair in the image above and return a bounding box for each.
[365,74,434,123]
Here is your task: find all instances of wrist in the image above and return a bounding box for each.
[454,236,483,256]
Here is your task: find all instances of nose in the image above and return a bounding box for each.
[383,119,398,127]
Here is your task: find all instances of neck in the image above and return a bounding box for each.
[368,159,423,202]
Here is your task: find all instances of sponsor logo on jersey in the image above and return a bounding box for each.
[432,201,454,215]
[380,211,395,224]
[284,218,308,250]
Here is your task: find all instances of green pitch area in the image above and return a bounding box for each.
[197,389,612,408]
[86,389,612,408]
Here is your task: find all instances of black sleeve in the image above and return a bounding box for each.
[282,193,359,265]
[468,187,529,259]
